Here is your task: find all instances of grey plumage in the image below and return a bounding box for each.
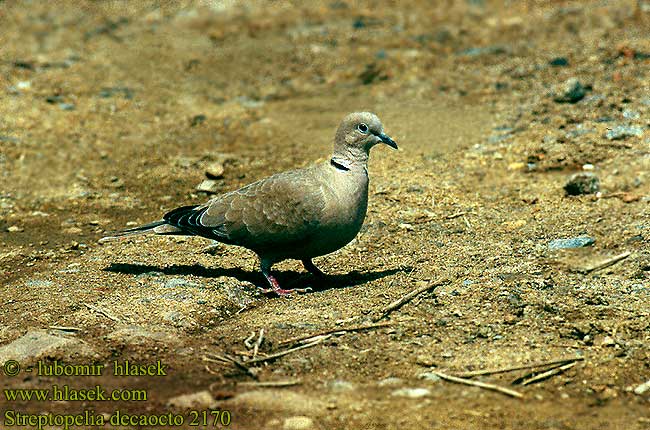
[100,112,397,295]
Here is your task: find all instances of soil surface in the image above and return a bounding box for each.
[1,1,650,429]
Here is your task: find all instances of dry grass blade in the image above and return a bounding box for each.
[246,335,331,365]
[203,354,258,379]
[581,251,631,274]
[455,357,584,378]
[374,278,451,321]
[237,379,302,388]
[278,322,393,346]
[84,303,120,322]
[517,361,578,386]
[433,371,523,398]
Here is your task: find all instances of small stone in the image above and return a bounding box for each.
[167,390,216,410]
[196,179,220,194]
[634,380,650,395]
[283,416,314,430]
[600,336,616,346]
[553,77,586,103]
[548,236,595,250]
[549,57,569,67]
[7,226,23,232]
[398,223,414,231]
[64,227,83,235]
[605,125,644,140]
[377,377,403,386]
[391,388,430,398]
[564,172,599,196]
[205,162,225,179]
[418,372,441,382]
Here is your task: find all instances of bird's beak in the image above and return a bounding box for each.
[377,132,398,149]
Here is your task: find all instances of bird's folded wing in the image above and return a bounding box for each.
[200,168,327,249]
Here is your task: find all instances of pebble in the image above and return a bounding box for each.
[548,236,595,250]
[167,390,217,410]
[553,77,586,103]
[634,379,650,395]
[564,172,599,195]
[391,388,431,398]
[605,125,644,140]
[549,57,569,67]
[415,355,435,366]
[7,225,23,232]
[205,162,225,179]
[196,179,220,194]
[64,226,83,234]
[418,372,442,382]
[377,377,403,386]
[283,416,314,430]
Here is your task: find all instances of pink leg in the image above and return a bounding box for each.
[259,260,312,296]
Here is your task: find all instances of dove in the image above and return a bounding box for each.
[100,112,397,295]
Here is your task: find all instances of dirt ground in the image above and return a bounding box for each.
[1,1,650,429]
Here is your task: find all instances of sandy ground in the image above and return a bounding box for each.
[1,1,650,429]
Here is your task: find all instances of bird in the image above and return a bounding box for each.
[100,112,397,295]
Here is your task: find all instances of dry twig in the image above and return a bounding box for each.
[433,371,523,398]
[237,379,302,388]
[517,361,578,386]
[582,251,631,274]
[253,328,264,359]
[454,357,584,378]
[246,335,331,365]
[203,354,257,379]
[278,322,393,346]
[374,278,451,321]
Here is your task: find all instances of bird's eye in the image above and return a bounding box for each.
[357,123,369,133]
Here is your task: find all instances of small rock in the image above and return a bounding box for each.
[549,57,569,67]
[391,388,430,398]
[7,225,23,232]
[564,172,599,196]
[622,109,640,120]
[418,372,442,382]
[553,77,586,103]
[605,125,644,140]
[196,179,220,194]
[167,390,216,410]
[398,223,414,231]
[64,226,83,235]
[377,377,403,386]
[548,236,595,250]
[58,102,75,111]
[205,162,225,179]
[283,416,314,430]
[634,379,650,395]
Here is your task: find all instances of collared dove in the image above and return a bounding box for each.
[100,112,397,295]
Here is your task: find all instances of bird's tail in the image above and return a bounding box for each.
[98,220,184,243]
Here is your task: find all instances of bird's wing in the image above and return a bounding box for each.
[196,166,327,249]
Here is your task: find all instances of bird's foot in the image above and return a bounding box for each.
[259,285,313,296]
[260,271,312,296]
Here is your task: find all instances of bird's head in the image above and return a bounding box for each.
[333,112,397,163]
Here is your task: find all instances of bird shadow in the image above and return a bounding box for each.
[103,262,407,293]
